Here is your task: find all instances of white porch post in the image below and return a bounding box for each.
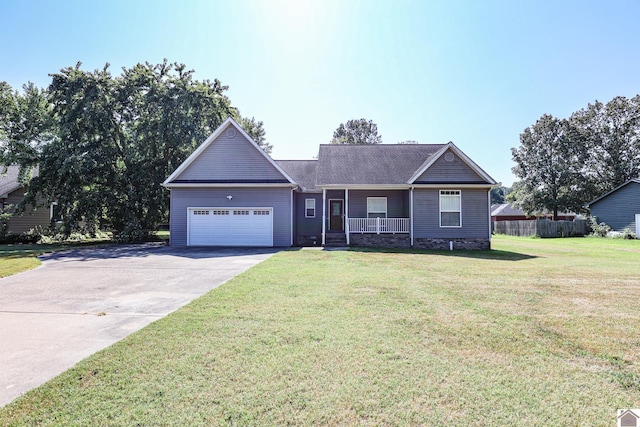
[410,187,414,247]
[345,189,350,245]
[322,188,326,246]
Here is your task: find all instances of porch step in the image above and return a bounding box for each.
[324,234,348,247]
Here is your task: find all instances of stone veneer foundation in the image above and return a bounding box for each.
[349,234,411,248]
[347,234,490,250]
[412,237,490,250]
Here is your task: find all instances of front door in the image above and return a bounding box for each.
[329,199,344,231]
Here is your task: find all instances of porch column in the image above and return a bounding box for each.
[410,187,414,247]
[321,188,326,245]
[345,188,350,245]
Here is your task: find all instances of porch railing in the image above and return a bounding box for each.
[348,217,409,234]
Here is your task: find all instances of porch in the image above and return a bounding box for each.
[321,189,411,247]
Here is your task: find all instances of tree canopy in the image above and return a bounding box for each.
[330,118,382,145]
[0,60,269,239]
[511,114,586,219]
[511,95,640,218]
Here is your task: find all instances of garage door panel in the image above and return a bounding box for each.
[188,208,273,246]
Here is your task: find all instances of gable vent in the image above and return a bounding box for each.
[444,153,454,162]
[226,128,237,138]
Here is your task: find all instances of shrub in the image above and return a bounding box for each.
[589,217,611,237]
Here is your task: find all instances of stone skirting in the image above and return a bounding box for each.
[349,233,411,248]
[413,237,490,250]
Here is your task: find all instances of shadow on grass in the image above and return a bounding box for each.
[348,246,538,261]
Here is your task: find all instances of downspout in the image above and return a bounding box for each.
[322,188,326,246]
[345,188,350,245]
[410,187,414,247]
[290,188,294,247]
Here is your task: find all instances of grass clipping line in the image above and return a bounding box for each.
[1,236,640,425]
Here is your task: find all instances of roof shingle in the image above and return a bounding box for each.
[315,144,445,186]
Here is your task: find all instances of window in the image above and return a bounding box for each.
[440,190,461,227]
[305,199,316,218]
[367,197,387,219]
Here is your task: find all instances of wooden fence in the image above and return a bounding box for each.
[493,219,588,238]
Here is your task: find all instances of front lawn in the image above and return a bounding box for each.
[1,235,639,425]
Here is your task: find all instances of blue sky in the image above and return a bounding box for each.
[2,0,640,186]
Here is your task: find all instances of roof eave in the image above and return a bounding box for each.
[163,183,298,189]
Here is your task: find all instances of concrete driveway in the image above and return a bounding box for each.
[0,243,279,407]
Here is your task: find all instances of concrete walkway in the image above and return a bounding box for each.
[0,244,279,407]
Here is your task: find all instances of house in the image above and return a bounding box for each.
[163,118,497,250]
[491,203,577,221]
[0,165,54,235]
[618,409,640,427]
[586,178,640,235]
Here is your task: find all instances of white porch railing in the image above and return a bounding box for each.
[348,217,409,234]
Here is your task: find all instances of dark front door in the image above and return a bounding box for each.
[329,199,344,231]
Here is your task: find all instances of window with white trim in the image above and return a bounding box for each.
[440,190,461,227]
[305,199,316,218]
[367,197,387,219]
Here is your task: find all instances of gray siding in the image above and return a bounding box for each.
[3,187,51,234]
[413,188,490,238]
[348,190,409,217]
[169,187,293,247]
[293,193,322,244]
[415,149,486,183]
[176,124,287,182]
[590,182,640,232]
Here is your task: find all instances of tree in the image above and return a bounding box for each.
[570,96,640,199]
[330,118,382,145]
[490,186,509,205]
[238,116,272,154]
[0,61,268,239]
[511,114,586,220]
[0,82,55,180]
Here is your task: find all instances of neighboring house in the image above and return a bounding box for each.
[586,178,640,235]
[491,203,577,221]
[163,118,497,249]
[0,166,53,234]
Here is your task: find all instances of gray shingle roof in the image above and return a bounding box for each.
[276,160,319,192]
[0,166,39,197]
[315,144,445,186]
[0,166,24,197]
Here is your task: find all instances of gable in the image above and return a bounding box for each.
[587,179,640,208]
[166,119,292,184]
[412,147,491,184]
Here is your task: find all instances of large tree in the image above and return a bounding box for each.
[511,114,586,219]
[570,95,640,199]
[330,118,382,144]
[0,61,268,239]
[0,82,55,179]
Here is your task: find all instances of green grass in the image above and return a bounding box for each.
[2,235,640,425]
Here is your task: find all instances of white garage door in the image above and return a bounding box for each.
[188,208,273,247]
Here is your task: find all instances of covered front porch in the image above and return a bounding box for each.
[321,188,412,247]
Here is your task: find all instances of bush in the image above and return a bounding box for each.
[589,217,611,237]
